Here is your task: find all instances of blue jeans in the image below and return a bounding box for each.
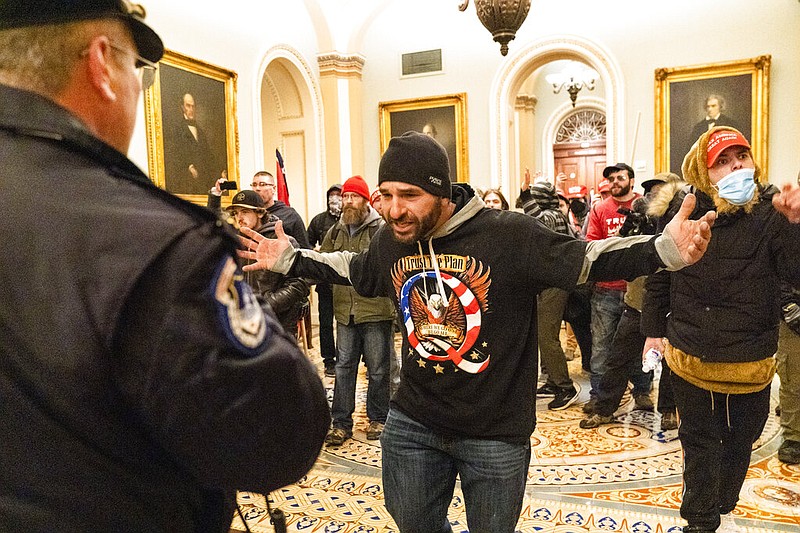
[589,287,625,398]
[381,409,530,533]
[332,320,392,431]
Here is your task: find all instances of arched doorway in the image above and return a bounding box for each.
[256,46,325,224]
[490,35,625,194]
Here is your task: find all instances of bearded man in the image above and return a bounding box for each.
[319,175,396,446]
[584,162,654,413]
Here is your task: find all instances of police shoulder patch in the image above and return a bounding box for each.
[212,256,269,356]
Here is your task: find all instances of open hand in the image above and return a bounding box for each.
[522,168,531,191]
[663,193,716,265]
[237,220,291,272]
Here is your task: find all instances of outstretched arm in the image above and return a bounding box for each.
[773,183,800,223]
[661,193,716,267]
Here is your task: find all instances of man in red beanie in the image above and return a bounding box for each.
[319,175,396,447]
[241,131,718,532]
[370,188,383,215]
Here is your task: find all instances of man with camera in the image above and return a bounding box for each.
[584,163,653,413]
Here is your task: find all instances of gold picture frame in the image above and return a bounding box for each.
[144,50,239,204]
[379,93,469,183]
[655,55,770,177]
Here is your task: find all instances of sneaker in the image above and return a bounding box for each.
[366,421,384,440]
[548,386,578,410]
[582,398,597,414]
[633,393,654,411]
[324,365,336,378]
[579,413,614,429]
[660,411,679,431]
[718,513,744,533]
[324,428,352,447]
[536,383,560,397]
[778,439,800,464]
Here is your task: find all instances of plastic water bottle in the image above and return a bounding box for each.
[642,348,663,372]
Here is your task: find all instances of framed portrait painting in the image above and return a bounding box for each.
[655,55,770,177]
[379,93,469,183]
[144,50,239,203]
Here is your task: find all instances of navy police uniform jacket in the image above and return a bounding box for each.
[0,84,329,532]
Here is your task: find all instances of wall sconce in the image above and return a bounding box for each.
[458,0,532,56]
[545,63,599,107]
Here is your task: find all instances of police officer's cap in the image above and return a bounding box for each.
[0,0,164,63]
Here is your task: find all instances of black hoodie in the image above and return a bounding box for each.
[278,183,683,442]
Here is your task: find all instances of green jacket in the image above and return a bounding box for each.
[320,208,395,324]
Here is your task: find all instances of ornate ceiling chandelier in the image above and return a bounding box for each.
[458,0,532,56]
[545,62,599,107]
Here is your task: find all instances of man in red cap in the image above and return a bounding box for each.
[641,126,800,533]
[0,1,329,531]
[585,163,654,414]
[320,175,396,447]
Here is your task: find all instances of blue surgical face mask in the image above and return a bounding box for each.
[713,167,756,205]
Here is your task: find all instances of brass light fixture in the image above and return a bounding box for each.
[459,0,532,56]
[545,62,599,107]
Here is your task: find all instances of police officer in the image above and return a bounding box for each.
[0,2,329,531]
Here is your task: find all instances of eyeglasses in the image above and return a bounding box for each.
[81,40,158,90]
[342,192,363,202]
[108,43,158,89]
[251,182,275,189]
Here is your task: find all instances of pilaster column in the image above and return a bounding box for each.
[317,52,365,184]
[514,93,538,189]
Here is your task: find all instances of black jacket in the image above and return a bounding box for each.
[0,84,329,532]
[267,200,310,248]
[641,185,800,361]
[246,216,310,333]
[307,210,339,249]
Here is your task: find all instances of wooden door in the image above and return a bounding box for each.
[553,141,607,195]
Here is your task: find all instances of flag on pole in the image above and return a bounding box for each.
[275,148,290,206]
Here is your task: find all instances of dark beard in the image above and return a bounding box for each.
[388,200,442,244]
[341,203,369,225]
[612,182,632,198]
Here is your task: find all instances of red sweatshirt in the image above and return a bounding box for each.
[586,194,641,291]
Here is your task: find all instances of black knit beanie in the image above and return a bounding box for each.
[378,131,451,197]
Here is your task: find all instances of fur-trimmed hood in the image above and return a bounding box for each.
[647,179,687,218]
[682,126,763,216]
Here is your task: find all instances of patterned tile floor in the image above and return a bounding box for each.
[231,329,800,532]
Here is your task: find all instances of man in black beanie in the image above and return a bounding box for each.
[241,130,717,532]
